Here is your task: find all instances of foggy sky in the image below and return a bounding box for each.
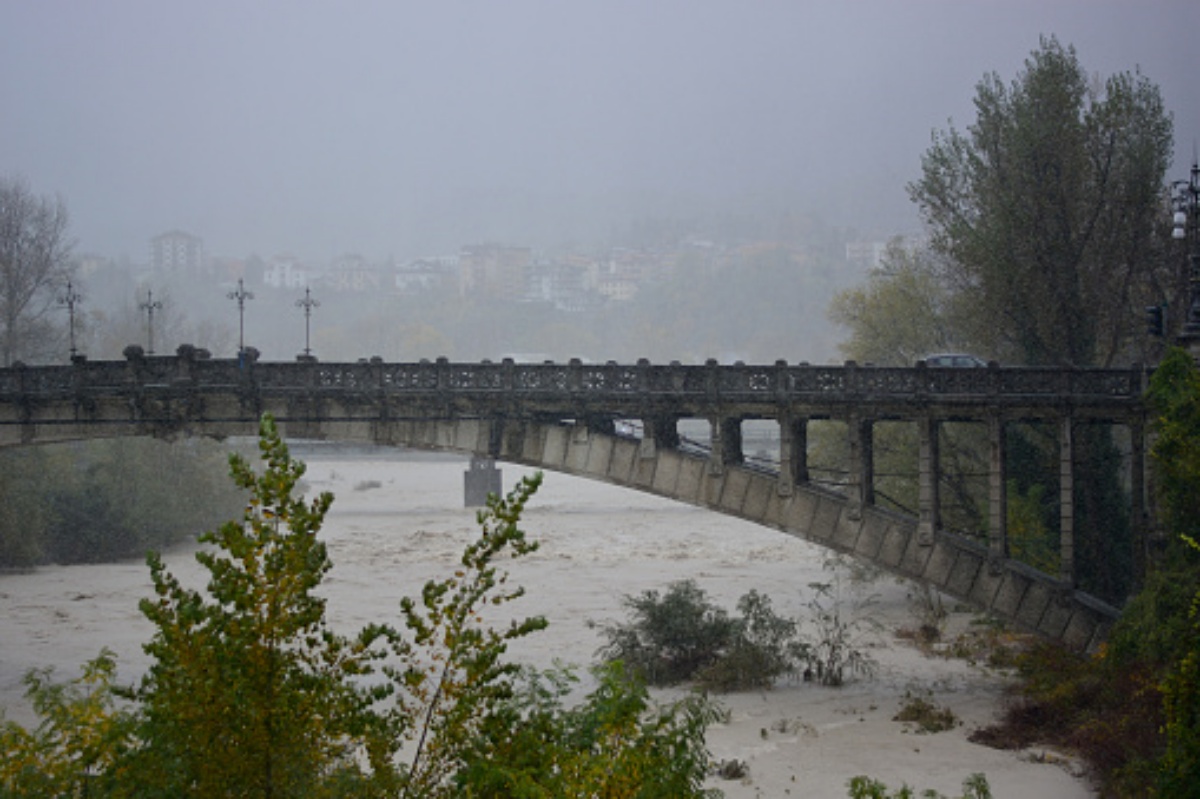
[2,0,1197,262]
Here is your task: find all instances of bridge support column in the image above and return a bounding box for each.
[1129,418,1147,590]
[917,416,940,546]
[721,417,743,466]
[988,414,1008,570]
[639,415,678,459]
[1059,416,1076,588]
[777,414,808,496]
[847,416,874,520]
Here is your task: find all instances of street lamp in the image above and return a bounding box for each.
[56,280,83,361]
[295,286,319,358]
[1171,160,1200,345]
[139,289,163,355]
[227,278,254,354]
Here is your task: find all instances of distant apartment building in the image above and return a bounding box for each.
[458,244,532,300]
[326,253,380,292]
[262,254,308,289]
[150,230,205,273]
[394,256,455,293]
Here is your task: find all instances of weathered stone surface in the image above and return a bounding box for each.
[920,540,959,589]
[991,571,1032,619]
[607,438,637,483]
[944,548,983,600]
[742,473,773,523]
[653,451,684,496]
[719,469,752,515]
[829,508,862,553]
[853,514,889,560]
[1015,580,1053,631]
[674,457,707,505]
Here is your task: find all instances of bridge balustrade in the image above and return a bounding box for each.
[0,350,1157,650]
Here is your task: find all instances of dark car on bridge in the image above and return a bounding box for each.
[919,353,990,368]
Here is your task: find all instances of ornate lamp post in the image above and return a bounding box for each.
[227,278,254,354]
[139,289,163,355]
[295,286,319,358]
[56,280,83,360]
[1171,160,1200,349]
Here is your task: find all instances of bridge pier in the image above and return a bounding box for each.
[776,413,809,497]
[988,415,1009,570]
[846,415,874,521]
[1059,417,1075,587]
[917,416,940,546]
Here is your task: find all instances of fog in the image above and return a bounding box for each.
[1,2,1197,365]
[3,0,1196,263]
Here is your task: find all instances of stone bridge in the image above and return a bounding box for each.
[0,347,1153,652]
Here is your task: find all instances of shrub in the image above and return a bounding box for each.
[893,692,959,734]
[596,580,739,687]
[846,773,990,799]
[800,578,880,686]
[597,580,808,692]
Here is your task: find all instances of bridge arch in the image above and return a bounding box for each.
[356,415,1119,654]
[0,354,1144,652]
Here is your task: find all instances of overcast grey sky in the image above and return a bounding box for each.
[2,1,1197,261]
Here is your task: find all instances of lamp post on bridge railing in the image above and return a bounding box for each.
[1171,160,1200,355]
[56,280,83,361]
[227,278,254,357]
[139,289,162,355]
[295,285,319,359]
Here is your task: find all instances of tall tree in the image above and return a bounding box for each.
[829,238,964,366]
[909,36,1173,367]
[0,176,73,366]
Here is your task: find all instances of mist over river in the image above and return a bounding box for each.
[0,446,1093,796]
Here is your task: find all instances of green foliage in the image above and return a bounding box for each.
[1005,480,1058,574]
[909,35,1172,368]
[0,650,133,798]
[1151,350,1200,794]
[460,661,722,798]
[846,773,990,799]
[125,414,394,797]
[1159,543,1200,794]
[829,239,964,366]
[385,470,550,795]
[597,575,879,692]
[597,580,740,687]
[1146,347,1200,541]
[893,692,959,734]
[596,580,809,692]
[1,415,723,797]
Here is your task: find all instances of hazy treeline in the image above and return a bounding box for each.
[0,437,245,569]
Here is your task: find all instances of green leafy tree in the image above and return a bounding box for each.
[829,239,964,367]
[384,470,550,795]
[123,415,394,797]
[908,35,1172,368]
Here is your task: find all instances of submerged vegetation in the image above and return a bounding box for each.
[595,567,880,692]
[0,437,243,569]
